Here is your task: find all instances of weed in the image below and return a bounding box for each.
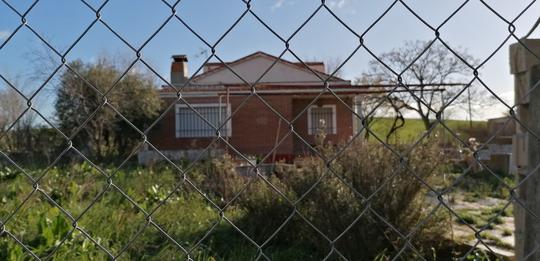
[502,228,513,237]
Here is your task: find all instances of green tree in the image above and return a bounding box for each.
[55,57,161,160]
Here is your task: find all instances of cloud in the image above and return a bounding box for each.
[0,30,10,41]
[271,0,285,10]
[498,91,514,103]
[328,0,347,9]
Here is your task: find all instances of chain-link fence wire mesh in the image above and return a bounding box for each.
[0,0,539,260]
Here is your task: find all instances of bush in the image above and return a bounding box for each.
[228,139,450,260]
[455,170,514,199]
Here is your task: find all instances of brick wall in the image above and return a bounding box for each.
[148,93,354,161]
[292,97,354,155]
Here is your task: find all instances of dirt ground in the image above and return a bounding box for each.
[447,194,514,258]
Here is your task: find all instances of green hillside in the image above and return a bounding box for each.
[364,118,487,143]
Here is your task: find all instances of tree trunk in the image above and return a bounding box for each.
[421,116,431,131]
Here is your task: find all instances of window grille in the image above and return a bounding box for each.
[175,104,230,138]
[308,105,336,135]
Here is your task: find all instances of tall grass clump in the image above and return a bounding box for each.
[229,139,451,260]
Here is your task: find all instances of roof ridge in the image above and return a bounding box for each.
[191,51,347,82]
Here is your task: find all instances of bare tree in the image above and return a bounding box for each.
[352,76,395,140]
[0,80,37,153]
[362,40,490,130]
[324,57,344,78]
[0,87,25,135]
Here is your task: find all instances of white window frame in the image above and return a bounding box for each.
[352,96,362,135]
[175,103,232,138]
[307,104,337,135]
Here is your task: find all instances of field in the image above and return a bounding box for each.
[367,118,487,143]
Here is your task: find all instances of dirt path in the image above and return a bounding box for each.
[446,194,515,259]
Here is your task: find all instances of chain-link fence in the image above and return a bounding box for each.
[1,0,540,260]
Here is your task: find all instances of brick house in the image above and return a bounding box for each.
[142,52,364,164]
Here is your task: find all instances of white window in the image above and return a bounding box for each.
[175,103,231,138]
[308,105,337,135]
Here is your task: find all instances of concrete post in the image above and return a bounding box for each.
[510,39,540,261]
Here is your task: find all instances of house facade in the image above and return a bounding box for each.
[142,52,363,164]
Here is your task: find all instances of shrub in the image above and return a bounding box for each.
[454,170,514,199]
[457,212,481,226]
[230,139,450,260]
[502,228,512,237]
[201,154,248,204]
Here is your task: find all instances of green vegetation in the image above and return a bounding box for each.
[465,248,506,261]
[494,206,513,218]
[0,163,248,260]
[456,210,495,230]
[366,117,487,143]
[0,139,461,260]
[457,211,485,227]
[450,170,514,200]
[55,57,161,160]
[502,228,513,237]
[1,118,513,260]
[455,205,510,231]
[479,232,513,250]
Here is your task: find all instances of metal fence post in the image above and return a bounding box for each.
[510,39,540,261]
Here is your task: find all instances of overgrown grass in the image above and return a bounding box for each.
[0,137,498,260]
[450,170,515,200]
[455,203,511,229]
[456,210,495,230]
[479,232,513,250]
[0,163,257,260]
[3,159,442,260]
[501,228,513,237]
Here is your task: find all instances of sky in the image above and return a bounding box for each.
[0,0,539,121]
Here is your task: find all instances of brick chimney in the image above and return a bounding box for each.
[171,55,188,85]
